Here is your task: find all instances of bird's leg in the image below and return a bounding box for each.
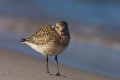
[46,55,51,75]
[55,55,60,76]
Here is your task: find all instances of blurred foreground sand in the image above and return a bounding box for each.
[0,48,119,80]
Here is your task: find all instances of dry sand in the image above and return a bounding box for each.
[0,48,119,80]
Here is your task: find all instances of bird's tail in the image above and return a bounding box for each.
[20,38,27,43]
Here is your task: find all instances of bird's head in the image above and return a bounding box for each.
[55,21,70,36]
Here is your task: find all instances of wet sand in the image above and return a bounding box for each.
[0,48,119,80]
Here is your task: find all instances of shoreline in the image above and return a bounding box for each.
[0,48,119,80]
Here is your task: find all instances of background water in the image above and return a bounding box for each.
[0,0,120,78]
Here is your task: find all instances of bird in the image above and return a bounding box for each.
[20,21,70,76]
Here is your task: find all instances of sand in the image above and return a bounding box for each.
[0,48,119,80]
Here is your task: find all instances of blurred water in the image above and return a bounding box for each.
[0,0,120,26]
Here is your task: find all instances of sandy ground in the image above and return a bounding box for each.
[0,48,119,80]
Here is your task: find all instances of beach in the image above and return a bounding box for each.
[0,48,118,80]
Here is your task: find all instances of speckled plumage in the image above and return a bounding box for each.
[26,25,58,45]
[21,21,70,56]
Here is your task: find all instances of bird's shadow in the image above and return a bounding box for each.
[51,74,79,80]
[49,73,68,78]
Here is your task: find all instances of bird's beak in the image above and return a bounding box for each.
[61,29,64,36]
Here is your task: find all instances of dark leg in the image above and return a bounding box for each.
[55,55,60,76]
[46,55,51,75]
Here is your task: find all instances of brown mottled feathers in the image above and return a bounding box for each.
[25,25,61,45]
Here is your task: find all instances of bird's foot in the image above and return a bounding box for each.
[47,72,51,75]
[56,72,60,76]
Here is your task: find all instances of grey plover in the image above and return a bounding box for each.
[20,21,70,76]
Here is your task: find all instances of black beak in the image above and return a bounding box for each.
[61,29,65,32]
[61,29,65,35]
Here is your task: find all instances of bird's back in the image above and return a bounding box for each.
[23,25,61,45]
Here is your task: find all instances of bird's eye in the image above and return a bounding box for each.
[56,26,59,29]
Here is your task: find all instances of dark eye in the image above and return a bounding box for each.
[56,26,59,29]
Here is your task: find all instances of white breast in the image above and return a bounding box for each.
[23,42,67,56]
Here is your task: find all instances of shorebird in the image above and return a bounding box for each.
[20,21,70,76]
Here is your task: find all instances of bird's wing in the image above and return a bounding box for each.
[26,25,57,45]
